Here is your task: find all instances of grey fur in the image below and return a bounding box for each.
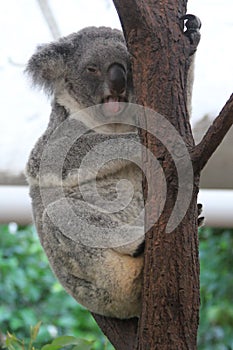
[26,26,198,319]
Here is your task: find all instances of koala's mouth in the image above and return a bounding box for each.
[101,95,128,116]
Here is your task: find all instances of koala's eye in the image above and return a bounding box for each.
[86,66,98,74]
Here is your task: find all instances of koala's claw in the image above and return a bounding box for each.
[182,14,201,54]
[197,203,205,227]
[133,240,145,257]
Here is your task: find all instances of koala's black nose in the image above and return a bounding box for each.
[107,64,126,95]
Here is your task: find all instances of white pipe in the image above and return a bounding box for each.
[198,189,233,228]
[0,186,233,227]
[0,186,33,224]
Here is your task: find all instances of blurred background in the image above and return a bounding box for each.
[0,1,232,349]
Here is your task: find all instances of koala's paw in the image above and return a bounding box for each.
[197,203,205,227]
[181,14,201,54]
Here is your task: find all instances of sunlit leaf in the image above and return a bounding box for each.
[30,321,42,342]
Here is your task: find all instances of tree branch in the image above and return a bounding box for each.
[36,0,61,40]
[192,93,233,173]
[92,314,138,349]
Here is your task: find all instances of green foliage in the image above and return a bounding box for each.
[0,225,113,350]
[0,224,233,349]
[5,323,94,350]
[5,322,42,350]
[198,227,233,350]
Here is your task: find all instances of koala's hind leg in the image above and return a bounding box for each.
[41,198,143,318]
[55,250,143,319]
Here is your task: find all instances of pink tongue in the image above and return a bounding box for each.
[104,97,120,114]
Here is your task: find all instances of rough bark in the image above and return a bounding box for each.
[118,2,200,349]
[92,315,138,350]
[92,1,233,349]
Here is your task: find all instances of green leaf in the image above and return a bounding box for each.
[5,332,23,350]
[30,321,42,342]
[41,336,94,350]
[72,344,94,350]
[40,345,61,350]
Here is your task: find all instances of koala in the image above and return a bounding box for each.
[26,22,201,319]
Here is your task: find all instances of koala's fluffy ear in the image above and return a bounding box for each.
[25,40,71,95]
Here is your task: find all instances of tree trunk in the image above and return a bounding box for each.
[115,1,200,349]
[92,1,233,349]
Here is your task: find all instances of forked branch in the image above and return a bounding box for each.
[192,93,233,173]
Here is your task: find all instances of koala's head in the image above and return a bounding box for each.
[26,27,134,124]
